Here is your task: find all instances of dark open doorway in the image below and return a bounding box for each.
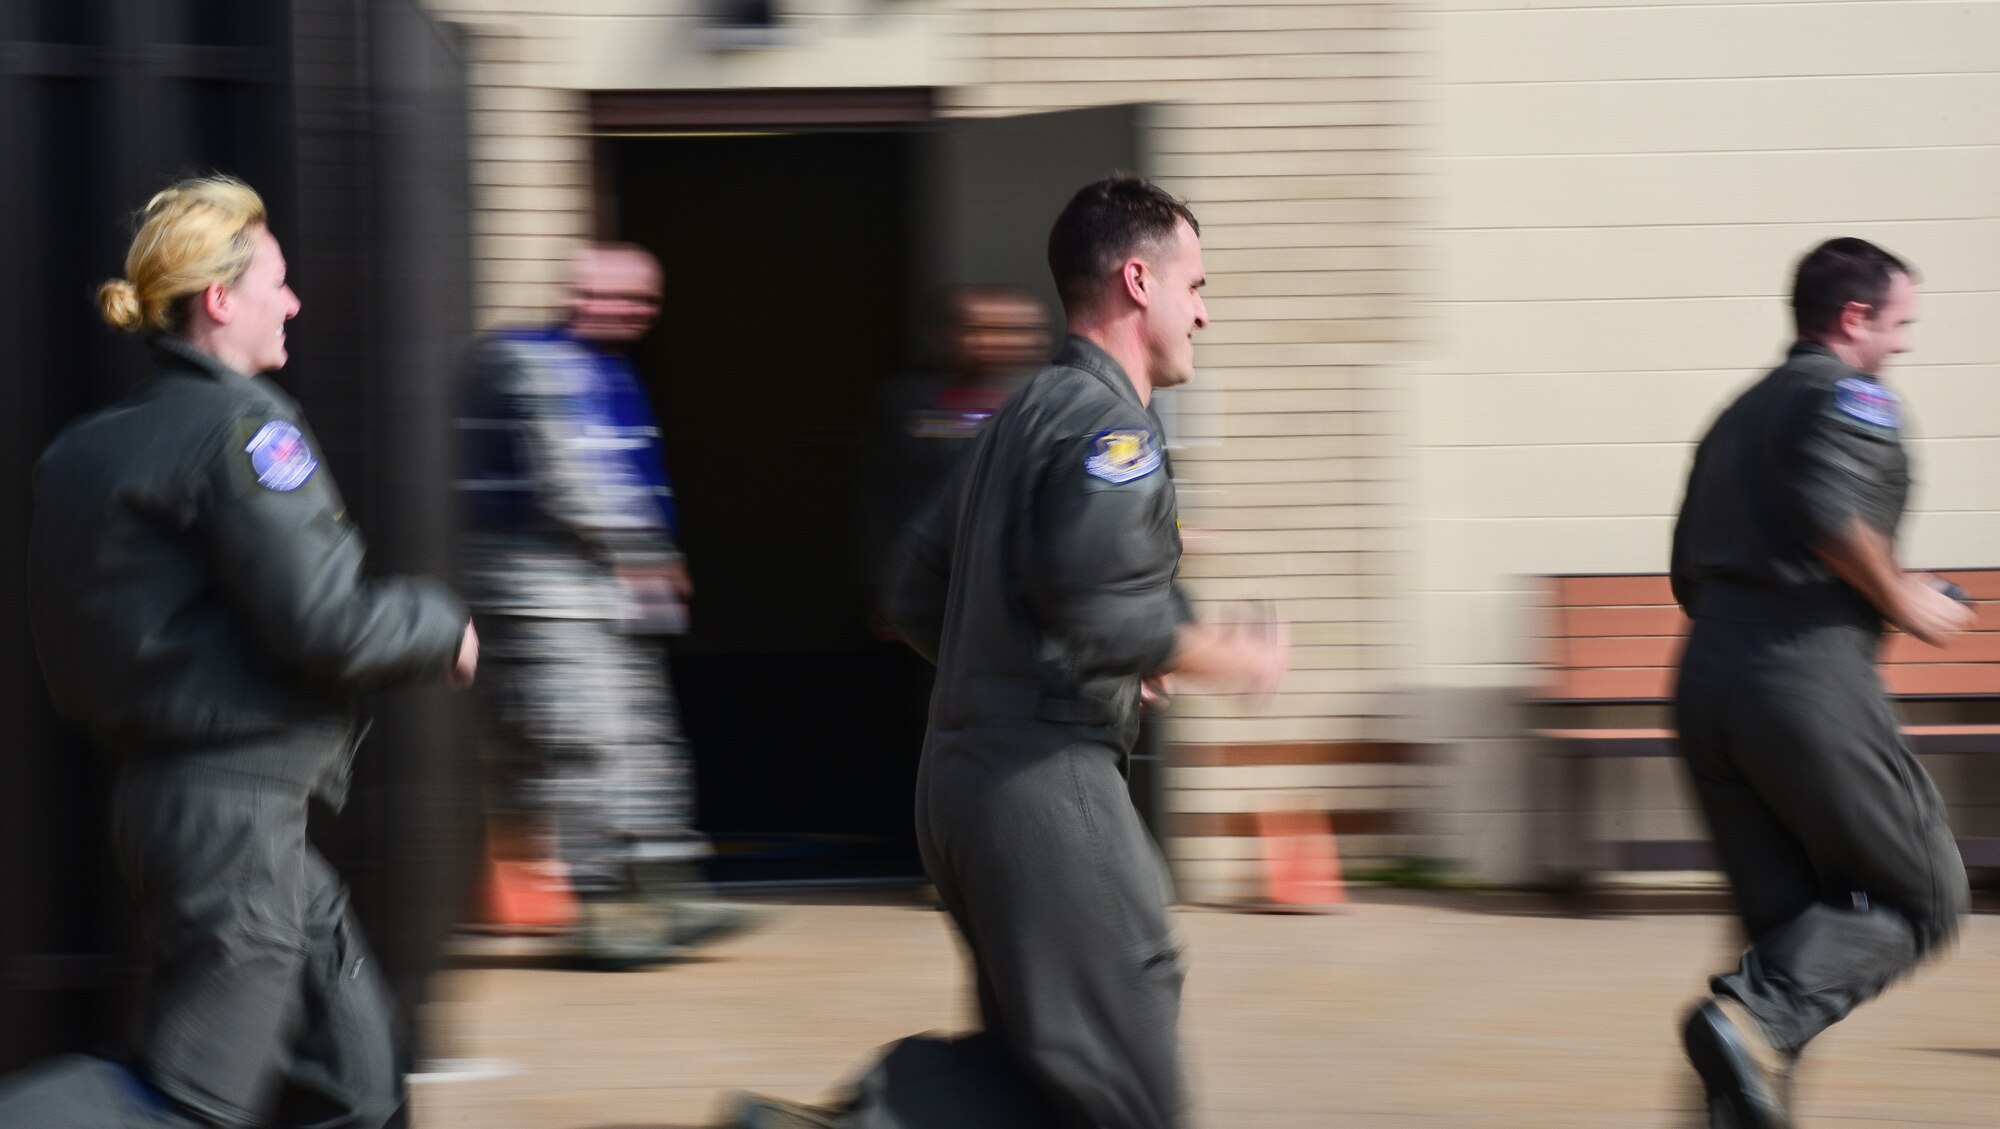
[599,97,1150,885]
[610,128,926,883]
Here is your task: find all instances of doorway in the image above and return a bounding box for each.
[611,128,926,882]
[600,96,1150,884]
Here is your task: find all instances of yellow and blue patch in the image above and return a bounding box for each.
[245,420,318,492]
[1083,427,1162,484]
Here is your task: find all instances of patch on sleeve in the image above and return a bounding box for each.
[244,420,318,492]
[1833,377,1900,430]
[1083,428,1163,484]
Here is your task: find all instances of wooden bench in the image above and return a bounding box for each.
[1534,571,2000,902]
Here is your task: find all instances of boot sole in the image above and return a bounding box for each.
[1682,1001,1791,1129]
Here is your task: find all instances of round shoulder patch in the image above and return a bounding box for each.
[1833,377,1900,430]
[1083,427,1162,484]
[244,420,318,492]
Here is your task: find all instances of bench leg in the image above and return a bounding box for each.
[1552,748,1597,914]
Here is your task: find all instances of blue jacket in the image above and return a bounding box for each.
[459,327,680,562]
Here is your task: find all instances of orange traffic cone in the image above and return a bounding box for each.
[474,825,579,935]
[1253,808,1345,912]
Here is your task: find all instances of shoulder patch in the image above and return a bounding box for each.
[244,420,318,492]
[1083,428,1162,484]
[1833,377,1900,430]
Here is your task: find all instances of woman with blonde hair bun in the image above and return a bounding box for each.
[0,174,478,1129]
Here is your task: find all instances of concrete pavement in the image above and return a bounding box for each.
[412,893,2000,1128]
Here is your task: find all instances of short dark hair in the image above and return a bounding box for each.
[1791,237,1915,337]
[1046,174,1199,315]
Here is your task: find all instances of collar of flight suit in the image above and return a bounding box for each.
[150,334,252,381]
[1054,334,1148,412]
[1786,339,1841,364]
[148,334,296,410]
[1786,338,1880,380]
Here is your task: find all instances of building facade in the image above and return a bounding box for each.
[422,0,2000,898]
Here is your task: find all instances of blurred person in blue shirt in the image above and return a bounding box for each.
[458,244,758,969]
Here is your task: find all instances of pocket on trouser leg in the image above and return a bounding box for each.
[1130,934,1185,989]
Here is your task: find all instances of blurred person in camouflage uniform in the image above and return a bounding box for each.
[458,243,759,970]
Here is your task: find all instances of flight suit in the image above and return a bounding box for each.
[0,336,467,1128]
[861,335,1192,1129]
[1671,339,1969,1056]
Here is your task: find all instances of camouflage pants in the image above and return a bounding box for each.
[480,615,707,895]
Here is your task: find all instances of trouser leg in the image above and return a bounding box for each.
[0,769,402,1129]
[1677,621,1969,1055]
[270,852,403,1129]
[497,618,704,898]
[117,770,314,1127]
[934,744,1185,1129]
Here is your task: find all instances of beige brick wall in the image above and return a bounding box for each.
[1417,0,2000,882]
[418,6,593,327]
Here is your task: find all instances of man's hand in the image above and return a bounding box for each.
[618,562,691,601]
[1178,524,1218,558]
[615,563,691,633]
[1894,576,1976,647]
[1816,517,1973,647]
[662,559,693,601]
[1224,617,1291,704]
[1163,606,1291,705]
[1140,674,1175,710]
[449,620,479,688]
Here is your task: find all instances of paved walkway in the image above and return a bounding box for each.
[412,894,2000,1128]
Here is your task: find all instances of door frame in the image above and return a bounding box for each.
[589,87,938,237]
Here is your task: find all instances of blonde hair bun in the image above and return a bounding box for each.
[98,278,146,333]
[108,175,268,335]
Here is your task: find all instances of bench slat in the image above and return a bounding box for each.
[1550,575,1675,607]
[1561,636,1679,670]
[1557,605,1687,637]
[1936,571,2000,600]
[1618,840,1717,872]
[1555,632,2000,673]
[1550,667,1676,701]
[1958,837,2000,868]
[1550,664,2000,699]
[1555,603,2000,637]
[1883,632,2000,664]
[1884,664,2000,696]
[1536,724,2000,756]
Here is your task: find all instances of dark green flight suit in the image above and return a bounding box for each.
[0,337,467,1128]
[860,336,1191,1129]
[1671,339,1969,1056]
